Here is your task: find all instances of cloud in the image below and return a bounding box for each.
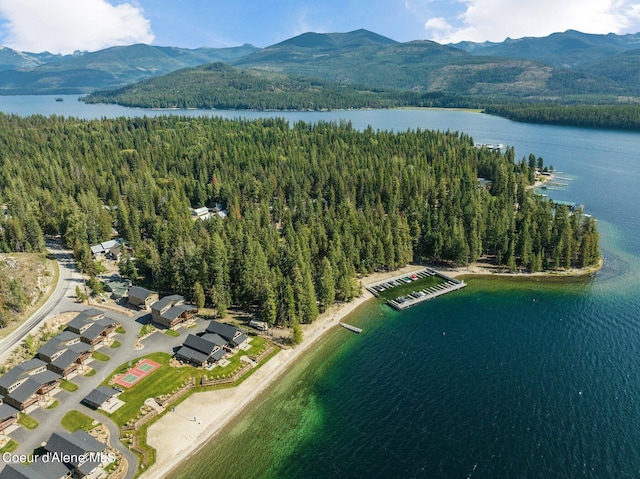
[0,0,154,53]
[424,0,640,43]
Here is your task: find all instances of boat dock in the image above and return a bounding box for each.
[340,322,363,333]
[366,267,466,310]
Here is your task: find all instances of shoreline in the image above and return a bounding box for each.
[143,261,600,478]
[145,264,427,479]
[439,256,603,280]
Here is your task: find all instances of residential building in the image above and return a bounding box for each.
[127,286,159,311]
[151,295,197,328]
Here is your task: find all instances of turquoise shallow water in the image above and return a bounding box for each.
[165,112,640,479]
[2,99,640,478]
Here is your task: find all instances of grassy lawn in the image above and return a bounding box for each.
[60,379,79,392]
[138,324,155,337]
[205,336,268,380]
[61,410,96,432]
[112,339,277,478]
[164,329,180,337]
[46,400,59,409]
[84,368,96,377]
[110,340,122,348]
[103,352,197,427]
[116,326,126,334]
[0,440,17,454]
[17,413,38,429]
[92,351,110,361]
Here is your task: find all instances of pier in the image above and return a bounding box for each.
[340,322,363,333]
[366,267,466,310]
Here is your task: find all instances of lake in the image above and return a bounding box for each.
[3,96,640,478]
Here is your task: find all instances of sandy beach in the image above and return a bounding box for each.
[143,259,601,478]
[145,264,427,479]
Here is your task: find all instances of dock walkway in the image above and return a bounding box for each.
[366,267,466,310]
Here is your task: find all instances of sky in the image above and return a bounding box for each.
[0,0,640,54]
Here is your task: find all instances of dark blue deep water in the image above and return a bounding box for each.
[2,97,640,478]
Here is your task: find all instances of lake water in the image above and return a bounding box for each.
[3,96,640,478]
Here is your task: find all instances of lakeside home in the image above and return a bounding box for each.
[151,295,198,329]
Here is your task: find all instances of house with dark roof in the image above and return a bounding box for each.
[1,460,72,479]
[0,402,19,434]
[0,360,61,411]
[37,332,81,363]
[205,321,249,349]
[43,430,106,478]
[66,309,105,335]
[81,386,119,410]
[151,295,198,328]
[37,332,92,377]
[175,333,226,367]
[65,310,119,347]
[127,286,159,311]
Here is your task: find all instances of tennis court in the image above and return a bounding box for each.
[114,358,161,389]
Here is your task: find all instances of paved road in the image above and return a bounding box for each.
[0,241,84,361]
[0,243,209,478]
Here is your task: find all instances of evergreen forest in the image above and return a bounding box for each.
[0,114,599,332]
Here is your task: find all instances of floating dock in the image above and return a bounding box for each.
[340,322,363,333]
[366,267,466,310]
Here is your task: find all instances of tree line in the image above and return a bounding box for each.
[485,103,640,131]
[0,115,599,339]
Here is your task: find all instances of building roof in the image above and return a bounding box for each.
[0,463,50,479]
[80,323,108,342]
[45,430,105,467]
[37,340,63,360]
[82,386,119,409]
[128,285,156,301]
[175,346,210,365]
[8,378,41,404]
[200,333,227,347]
[50,349,81,371]
[162,303,197,321]
[38,332,80,360]
[76,308,105,321]
[205,321,246,345]
[183,334,218,356]
[0,403,19,419]
[67,342,93,355]
[30,457,72,479]
[55,331,81,343]
[151,294,184,313]
[0,359,47,390]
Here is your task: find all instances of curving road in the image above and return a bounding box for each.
[0,241,84,360]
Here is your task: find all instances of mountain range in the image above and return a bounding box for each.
[1,29,640,100]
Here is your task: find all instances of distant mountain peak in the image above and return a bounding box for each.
[274,29,397,50]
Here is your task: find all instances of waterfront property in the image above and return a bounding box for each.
[151,295,198,329]
[366,268,466,310]
[175,333,227,367]
[205,321,249,350]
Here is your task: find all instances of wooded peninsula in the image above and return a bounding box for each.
[0,115,599,336]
